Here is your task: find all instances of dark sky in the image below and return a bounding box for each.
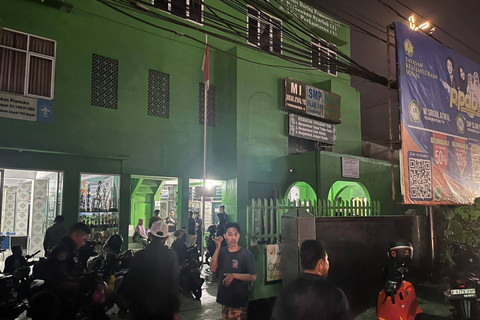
[306,0,480,144]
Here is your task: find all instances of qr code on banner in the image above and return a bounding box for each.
[409,157,433,200]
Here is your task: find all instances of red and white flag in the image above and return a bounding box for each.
[202,34,209,91]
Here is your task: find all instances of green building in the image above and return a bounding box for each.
[0,0,406,300]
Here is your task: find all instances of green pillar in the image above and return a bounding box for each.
[119,172,131,250]
[178,177,189,230]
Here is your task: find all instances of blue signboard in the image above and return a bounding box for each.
[395,21,480,205]
[306,85,325,118]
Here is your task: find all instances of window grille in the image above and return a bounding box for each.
[148,69,170,118]
[152,0,203,23]
[198,82,216,127]
[0,28,56,99]
[311,37,337,76]
[247,7,282,54]
[91,54,118,110]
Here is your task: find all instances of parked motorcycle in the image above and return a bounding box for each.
[377,240,423,320]
[443,242,480,319]
[179,244,204,299]
[0,249,41,320]
[86,235,134,314]
[204,224,217,265]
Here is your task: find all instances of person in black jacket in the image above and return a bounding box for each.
[43,222,92,320]
[3,245,27,274]
[171,229,187,264]
[43,215,67,256]
[187,211,197,248]
[271,240,352,320]
[119,220,181,320]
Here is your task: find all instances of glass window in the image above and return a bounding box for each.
[0,28,56,99]
[151,0,203,23]
[311,36,337,76]
[247,7,282,54]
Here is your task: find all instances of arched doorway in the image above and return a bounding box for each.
[285,181,317,205]
[327,181,371,204]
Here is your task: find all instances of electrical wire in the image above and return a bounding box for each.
[96,0,389,86]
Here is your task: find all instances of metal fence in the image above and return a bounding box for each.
[246,198,381,246]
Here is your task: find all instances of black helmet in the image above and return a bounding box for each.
[388,239,413,262]
[104,234,123,254]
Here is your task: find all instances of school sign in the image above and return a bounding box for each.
[395,22,480,205]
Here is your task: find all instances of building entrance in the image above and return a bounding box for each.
[0,168,63,255]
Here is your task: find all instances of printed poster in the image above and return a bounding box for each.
[395,21,480,205]
[266,244,281,283]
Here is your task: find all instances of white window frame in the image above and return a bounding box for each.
[150,0,204,25]
[0,28,56,100]
[311,36,337,77]
[247,6,282,54]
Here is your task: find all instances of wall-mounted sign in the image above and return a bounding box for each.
[277,0,342,39]
[342,157,360,178]
[289,113,336,145]
[0,92,54,123]
[283,78,341,123]
[306,85,341,123]
[266,244,281,283]
[284,78,306,112]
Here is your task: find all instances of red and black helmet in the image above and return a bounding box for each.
[388,239,413,262]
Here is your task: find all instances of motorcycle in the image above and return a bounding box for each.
[179,244,204,300]
[0,249,41,320]
[443,242,480,319]
[85,235,134,315]
[376,240,423,320]
[204,224,217,265]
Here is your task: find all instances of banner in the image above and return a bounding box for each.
[395,22,480,205]
[266,244,281,283]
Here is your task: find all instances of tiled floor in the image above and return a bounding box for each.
[179,267,222,320]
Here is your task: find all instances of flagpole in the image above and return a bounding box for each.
[202,34,208,264]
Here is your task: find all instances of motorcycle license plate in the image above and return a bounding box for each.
[449,288,476,299]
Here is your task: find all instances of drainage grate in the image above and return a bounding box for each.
[148,69,170,118]
[91,54,118,109]
[198,82,216,127]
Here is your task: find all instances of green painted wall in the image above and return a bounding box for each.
[0,0,239,240]
[282,151,416,215]
[0,0,410,301]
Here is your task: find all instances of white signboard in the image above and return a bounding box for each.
[0,92,54,123]
[0,93,37,121]
[342,157,360,178]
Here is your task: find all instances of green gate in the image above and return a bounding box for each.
[246,198,381,246]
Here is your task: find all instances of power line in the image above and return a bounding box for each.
[98,0,390,86]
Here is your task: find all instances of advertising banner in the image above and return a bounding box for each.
[395,21,480,205]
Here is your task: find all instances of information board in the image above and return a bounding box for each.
[289,113,336,145]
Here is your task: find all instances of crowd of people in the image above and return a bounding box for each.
[2,204,353,320]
